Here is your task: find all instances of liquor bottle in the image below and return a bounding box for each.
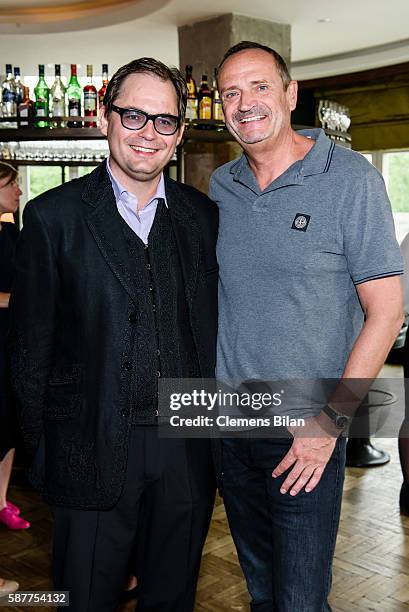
[185,65,197,121]
[50,64,66,128]
[34,64,50,128]
[18,86,34,128]
[212,69,223,121]
[1,64,17,128]
[98,63,109,108]
[198,75,212,120]
[67,64,82,127]
[83,64,98,127]
[13,67,24,107]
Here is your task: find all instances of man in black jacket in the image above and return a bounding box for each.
[8,58,218,611]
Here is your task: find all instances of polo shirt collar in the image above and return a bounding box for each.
[296,128,335,177]
[229,128,334,193]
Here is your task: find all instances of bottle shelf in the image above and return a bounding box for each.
[0,117,351,160]
[0,119,229,143]
[186,119,226,130]
[0,126,104,140]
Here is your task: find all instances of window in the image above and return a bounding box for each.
[68,166,95,181]
[28,166,63,200]
[383,152,409,213]
[77,166,94,178]
[362,150,409,242]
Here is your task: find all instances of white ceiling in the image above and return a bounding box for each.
[0,0,408,77]
[147,0,409,62]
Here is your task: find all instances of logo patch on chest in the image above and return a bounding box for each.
[291,213,311,232]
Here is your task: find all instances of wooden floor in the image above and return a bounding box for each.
[1,382,409,610]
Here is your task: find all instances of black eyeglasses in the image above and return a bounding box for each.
[111,104,181,135]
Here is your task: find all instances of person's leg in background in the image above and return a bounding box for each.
[0,448,15,508]
[0,448,30,529]
[0,452,21,593]
[0,576,19,596]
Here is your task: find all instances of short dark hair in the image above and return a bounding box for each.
[103,57,187,120]
[0,161,17,185]
[218,41,292,90]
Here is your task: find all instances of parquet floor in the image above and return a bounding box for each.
[1,372,409,611]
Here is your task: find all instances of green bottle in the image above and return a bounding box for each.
[34,64,50,128]
[67,64,82,127]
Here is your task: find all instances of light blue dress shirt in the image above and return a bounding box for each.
[106,157,168,245]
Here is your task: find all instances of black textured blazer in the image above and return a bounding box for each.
[8,162,219,509]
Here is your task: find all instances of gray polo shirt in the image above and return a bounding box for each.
[209,128,403,382]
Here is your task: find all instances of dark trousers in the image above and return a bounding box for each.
[222,436,346,612]
[52,427,215,612]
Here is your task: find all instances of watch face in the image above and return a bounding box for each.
[335,415,349,429]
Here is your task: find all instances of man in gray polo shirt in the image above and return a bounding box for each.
[209,41,403,611]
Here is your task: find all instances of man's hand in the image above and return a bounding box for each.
[272,415,338,496]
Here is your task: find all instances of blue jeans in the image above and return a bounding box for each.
[222,436,346,612]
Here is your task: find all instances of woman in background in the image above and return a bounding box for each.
[0,161,30,533]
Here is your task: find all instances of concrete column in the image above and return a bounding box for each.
[179,13,291,82]
[178,13,291,192]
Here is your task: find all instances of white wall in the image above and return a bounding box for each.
[2,13,409,83]
[0,17,179,81]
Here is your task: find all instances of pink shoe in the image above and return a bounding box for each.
[6,501,20,515]
[0,507,30,530]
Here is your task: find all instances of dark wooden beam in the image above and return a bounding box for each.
[299,61,409,90]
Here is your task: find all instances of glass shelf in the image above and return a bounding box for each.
[0,139,109,164]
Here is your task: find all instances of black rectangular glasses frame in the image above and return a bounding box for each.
[111,104,180,135]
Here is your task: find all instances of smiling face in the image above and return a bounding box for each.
[0,175,21,215]
[99,72,184,190]
[218,49,298,148]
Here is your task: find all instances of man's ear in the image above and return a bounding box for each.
[287,80,298,112]
[176,122,185,147]
[99,105,108,136]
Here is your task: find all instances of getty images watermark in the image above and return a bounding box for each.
[157,378,407,438]
[167,386,304,429]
